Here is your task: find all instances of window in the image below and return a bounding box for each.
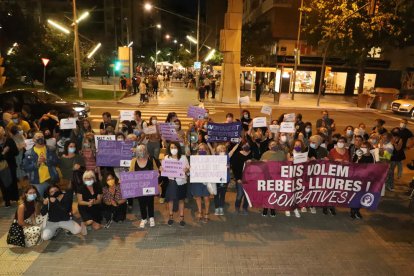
[22,92,38,104]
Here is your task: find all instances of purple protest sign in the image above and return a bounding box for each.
[242,160,389,211]
[159,123,180,142]
[119,171,159,198]
[207,122,242,143]
[187,105,206,120]
[96,140,134,167]
[161,159,185,178]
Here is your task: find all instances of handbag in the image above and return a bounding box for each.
[7,220,26,247]
[206,183,217,195]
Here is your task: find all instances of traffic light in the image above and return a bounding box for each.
[0,57,5,87]
[114,61,121,72]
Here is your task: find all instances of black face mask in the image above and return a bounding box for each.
[36,138,45,145]
[44,134,52,139]
[51,191,61,198]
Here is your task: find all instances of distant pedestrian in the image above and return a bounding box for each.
[120,75,127,90]
[321,80,326,96]
[139,81,147,103]
[204,78,211,98]
[211,77,217,99]
[255,79,263,102]
[132,75,139,95]
[198,84,206,102]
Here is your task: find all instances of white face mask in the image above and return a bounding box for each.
[280,136,287,143]
[117,138,124,141]
[400,123,406,129]
[226,118,232,123]
[336,142,345,149]
[152,119,157,125]
[170,148,178,156]
[361,148,368,154]
[175,124,180,130]
[84,180,94,186]
[305,128,311,133]
[346,130,353,136]
[219,152,226,155]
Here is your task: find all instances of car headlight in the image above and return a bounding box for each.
[73,107,85,112]
[401,104,412,107]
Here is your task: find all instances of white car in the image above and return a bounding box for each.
[391,99,414,117]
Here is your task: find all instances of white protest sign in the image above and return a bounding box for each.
[293,151,308,164]
[190,155,227,183]
[94,135,116,147]
[253,117,267,128]
[143,125,157,135]
[59,118,77,130]
[269,125,280,134]
[283,113,296,122]
[24,139,35,150]
[119,110,135,121]
[239,96,250,104]
[280,122,295,133]
[261,105,272,116]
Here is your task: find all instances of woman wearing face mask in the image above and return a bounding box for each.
[298,122,312,147]
[129,145,158,228]
[351,142,375,219]
[112,133,130,183]
[81,135,96,172]
[42,128,58,152]
[14,185,43,247]
[174,119,187,152]
[198,120,209,144]
[0,126,19,207]
[77,170,102,235]
[146,116,161,163]
[102,173,127,227]
[286,140,306,217]
[162,142,189,227]
[23,131,59,198]
[10,126,27,181]
[190,143,212,222]
[230,142,253,214]
[41,184,81,240]
[240,110,252,132]
[356,123,369,141]
[343,125,355,146]
[58,141,84,191]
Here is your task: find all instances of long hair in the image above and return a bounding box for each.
[18,185,40,205]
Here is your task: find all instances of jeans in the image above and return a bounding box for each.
[391,161,403,178]
[42,220,81,240]
[103,203,127,222]
[385,162,394,189]
[235,183,248,210]
[32,182,50,199]
[214,183,227,208]
[138,196,154,220]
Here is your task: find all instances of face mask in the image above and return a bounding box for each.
[84,180,94,186]
[83,143,91,148]
[359,129,365,134]
[121,127,128,133]
[18,130,24,135]
[44,134,52,139]
[356,149,363,157]
[370,139,377,144]
[242,145,250,152]
[133,130,141,136]
[305,128,311,133]
[336,142,345,149]
[117,138,124,141]
[346,130,353,136]
[36,138,45,145]
[270,146,278,151]
[361,148,368,154]
[198,150,207,155]
[226,118,232,123]
[400,123,406,129]
[170,148,178,156]
[51,191,61,198]
[136,151,145,158]
[255,138,261,143]
[68,147,76,154]
[294,146,302,152]
[323,115,328,119]
[243,114,249,119]
[12,119,19,124]
[152,119,157,125]
[204,114,209,119]
[27,194,37,202]
[203,124,208,129]
[280,136,287,143]
[107,179,116,187]
[175,124,180,130]
[219,152,226,156]
[310,143,317,149]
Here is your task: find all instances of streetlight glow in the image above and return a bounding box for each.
[186,35,198,44]
[185,49,191,54]
[127,41,134,47]
[156,24,161,29]
[165,34,170,39]
[47,19,70,34]
[174,39,177,44]
[144,3,153,11]
[156,50,161,55]
[204,49,216,62]
[76,11,90,23]
[87,42,102,59]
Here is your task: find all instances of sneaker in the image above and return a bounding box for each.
[350,212,356,219]
[285,211,291,217]
[329,208,336,216]
[104,220,112,229]
[159,198,165,204]
[270,209,276,217]
[81,224,87,236]
[219,208,224,216]
[294,209,301,218]
[167,219,174,226]
[322,207,328,215]
[139,219,147,229]
[301,207,307,213]
[262,209,268,217]
[149,217,155,227]
[179,220,186,227]
[241,209,248,215]
[355,211,363,220]
[310,207,317,214]
[214,208,220,216]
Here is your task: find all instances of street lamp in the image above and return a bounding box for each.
[165,34,170,40]
[186,35,198,44]
[87,42,102,59]
[47,19,70,34]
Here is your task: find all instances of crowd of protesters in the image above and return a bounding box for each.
[1,99,412,247]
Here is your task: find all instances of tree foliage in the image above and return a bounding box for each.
[241,21,274,66]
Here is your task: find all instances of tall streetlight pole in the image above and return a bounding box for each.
[290,0,304,100]
[72,0,83,98]
[195,0,200,89]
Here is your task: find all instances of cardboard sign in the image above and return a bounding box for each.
[239,96,250,104]
[143,125,157,135]
[59,118,77,130]
[119,110,135,121]
[253,117,267,128]
[161,159,185,178]
[24,139,35,150]
[96,140,134,167]
[269,125,280,134]
[206,122,242,143]
[280,122,295,133]
[293,151,308,164]
[261,106,272,116]
[187,106,206,120]
[283,113,296,122]
[159,123,180,142]
[120,171,159,198]
[94,135,116,147]
[190,155,228,183]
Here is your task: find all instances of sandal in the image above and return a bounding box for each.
[179,215,185,227]
[167,214,174,226]
[203,213,209,223]
[197,212,203,222]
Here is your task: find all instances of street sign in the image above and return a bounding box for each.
[41,58,50,67]
[194,61,201,69]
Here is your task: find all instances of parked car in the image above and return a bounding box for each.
[0,88,90,119]
[391,92,414,117]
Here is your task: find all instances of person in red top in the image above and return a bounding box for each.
[325,136,350,216]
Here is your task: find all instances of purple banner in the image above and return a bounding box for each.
[242,160,389,211]
[96,140,134,167]
[187,105,206,120]
[120,171,159,198]
[161,159,185,178]
[159,123,180,142]
[206,122,242,143]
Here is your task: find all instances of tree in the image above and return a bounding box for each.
[241,21,274,66]
[303,0,414,94]
[176,47,196,68]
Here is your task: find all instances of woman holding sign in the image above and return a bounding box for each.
[162,142,189,227]
[129,144,158,228]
